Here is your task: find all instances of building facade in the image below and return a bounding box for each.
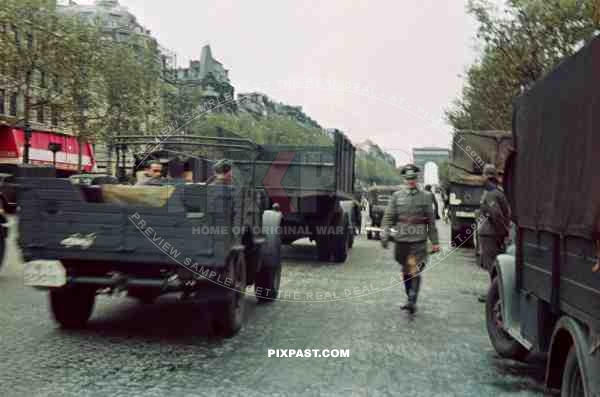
[176,45,235,111]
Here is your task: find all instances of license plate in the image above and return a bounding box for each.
[24,260,67,287]
[456,211,476,218]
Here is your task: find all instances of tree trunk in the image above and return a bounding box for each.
[106,141,113,176]
[77,137,83,173]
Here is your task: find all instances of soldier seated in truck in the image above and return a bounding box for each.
[208,159,233,185]
[136,161,163,186]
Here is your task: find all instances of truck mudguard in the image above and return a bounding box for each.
[546,316,600,396]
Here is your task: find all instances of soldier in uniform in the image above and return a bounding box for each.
[478,164,511,276]
[381,164,440,314]
[136,161,163,186]
[208,159,233,185]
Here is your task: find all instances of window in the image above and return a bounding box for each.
[53,76,62,94]
[36,105,44,124]
[51,106,59,127]
[39,70,46,88]
[26,33,33,50]
[9,93,17,116]
[12,25,19,48]
[0,89,4,115]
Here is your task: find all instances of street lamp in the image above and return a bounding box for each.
[23,123,33,164]
[48,142,62,168]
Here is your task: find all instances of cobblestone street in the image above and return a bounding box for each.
[0,218,548,397]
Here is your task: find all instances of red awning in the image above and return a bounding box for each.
[0,126,95,172]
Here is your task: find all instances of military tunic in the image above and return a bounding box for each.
[381,187,439,245]
[381,185,439,308]
[479,182,511,272]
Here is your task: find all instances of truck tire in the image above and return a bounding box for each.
[561,347,585,397]
[486,278,528,361]
[212,251,246,338]
[332,217,350,263]
[50,287,96,329]
[366,231,373,240]
[464,231,475,248]
[255,227,282,304]
[450,228,458,246]
[0,234,5,271]
[317,236,330,261]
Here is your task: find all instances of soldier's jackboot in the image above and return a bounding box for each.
[411,275,421,304]
[401,273,416,312]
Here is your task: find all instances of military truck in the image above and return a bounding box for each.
[447,130,513,248]
[18,134,282,337]
[253,129,360,262]
[365,185,403,240]
[486,37,600,396]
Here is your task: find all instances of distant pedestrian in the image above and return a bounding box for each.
[424,185,440,220]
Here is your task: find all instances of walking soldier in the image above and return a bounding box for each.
[381,164,440,314]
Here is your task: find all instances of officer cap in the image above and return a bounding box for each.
[483,164,497,178]
[213,159,233,174]
[401,164,421,180]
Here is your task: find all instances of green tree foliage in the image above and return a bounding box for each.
[355,149,402,186]
[0,1,162,170]
[447,0,600,131]
[58,15,107,169]
[187,112,332,146]
[0,0,66,127]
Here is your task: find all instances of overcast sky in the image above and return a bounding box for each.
[80,0,481,163]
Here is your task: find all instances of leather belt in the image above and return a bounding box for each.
[397,216,429,225]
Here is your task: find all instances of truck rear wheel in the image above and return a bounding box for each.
[561,347,585,397]
[50,287,96,329]
[485,278,528,361]
[255,229,282,303]
[332,218,350,263]
[212,252,246,338]
[317,236,330,261]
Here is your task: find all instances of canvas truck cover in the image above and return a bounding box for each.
[449,130,513,186]
[512,35,600,239]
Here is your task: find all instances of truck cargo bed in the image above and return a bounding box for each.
[18,178,241,268]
